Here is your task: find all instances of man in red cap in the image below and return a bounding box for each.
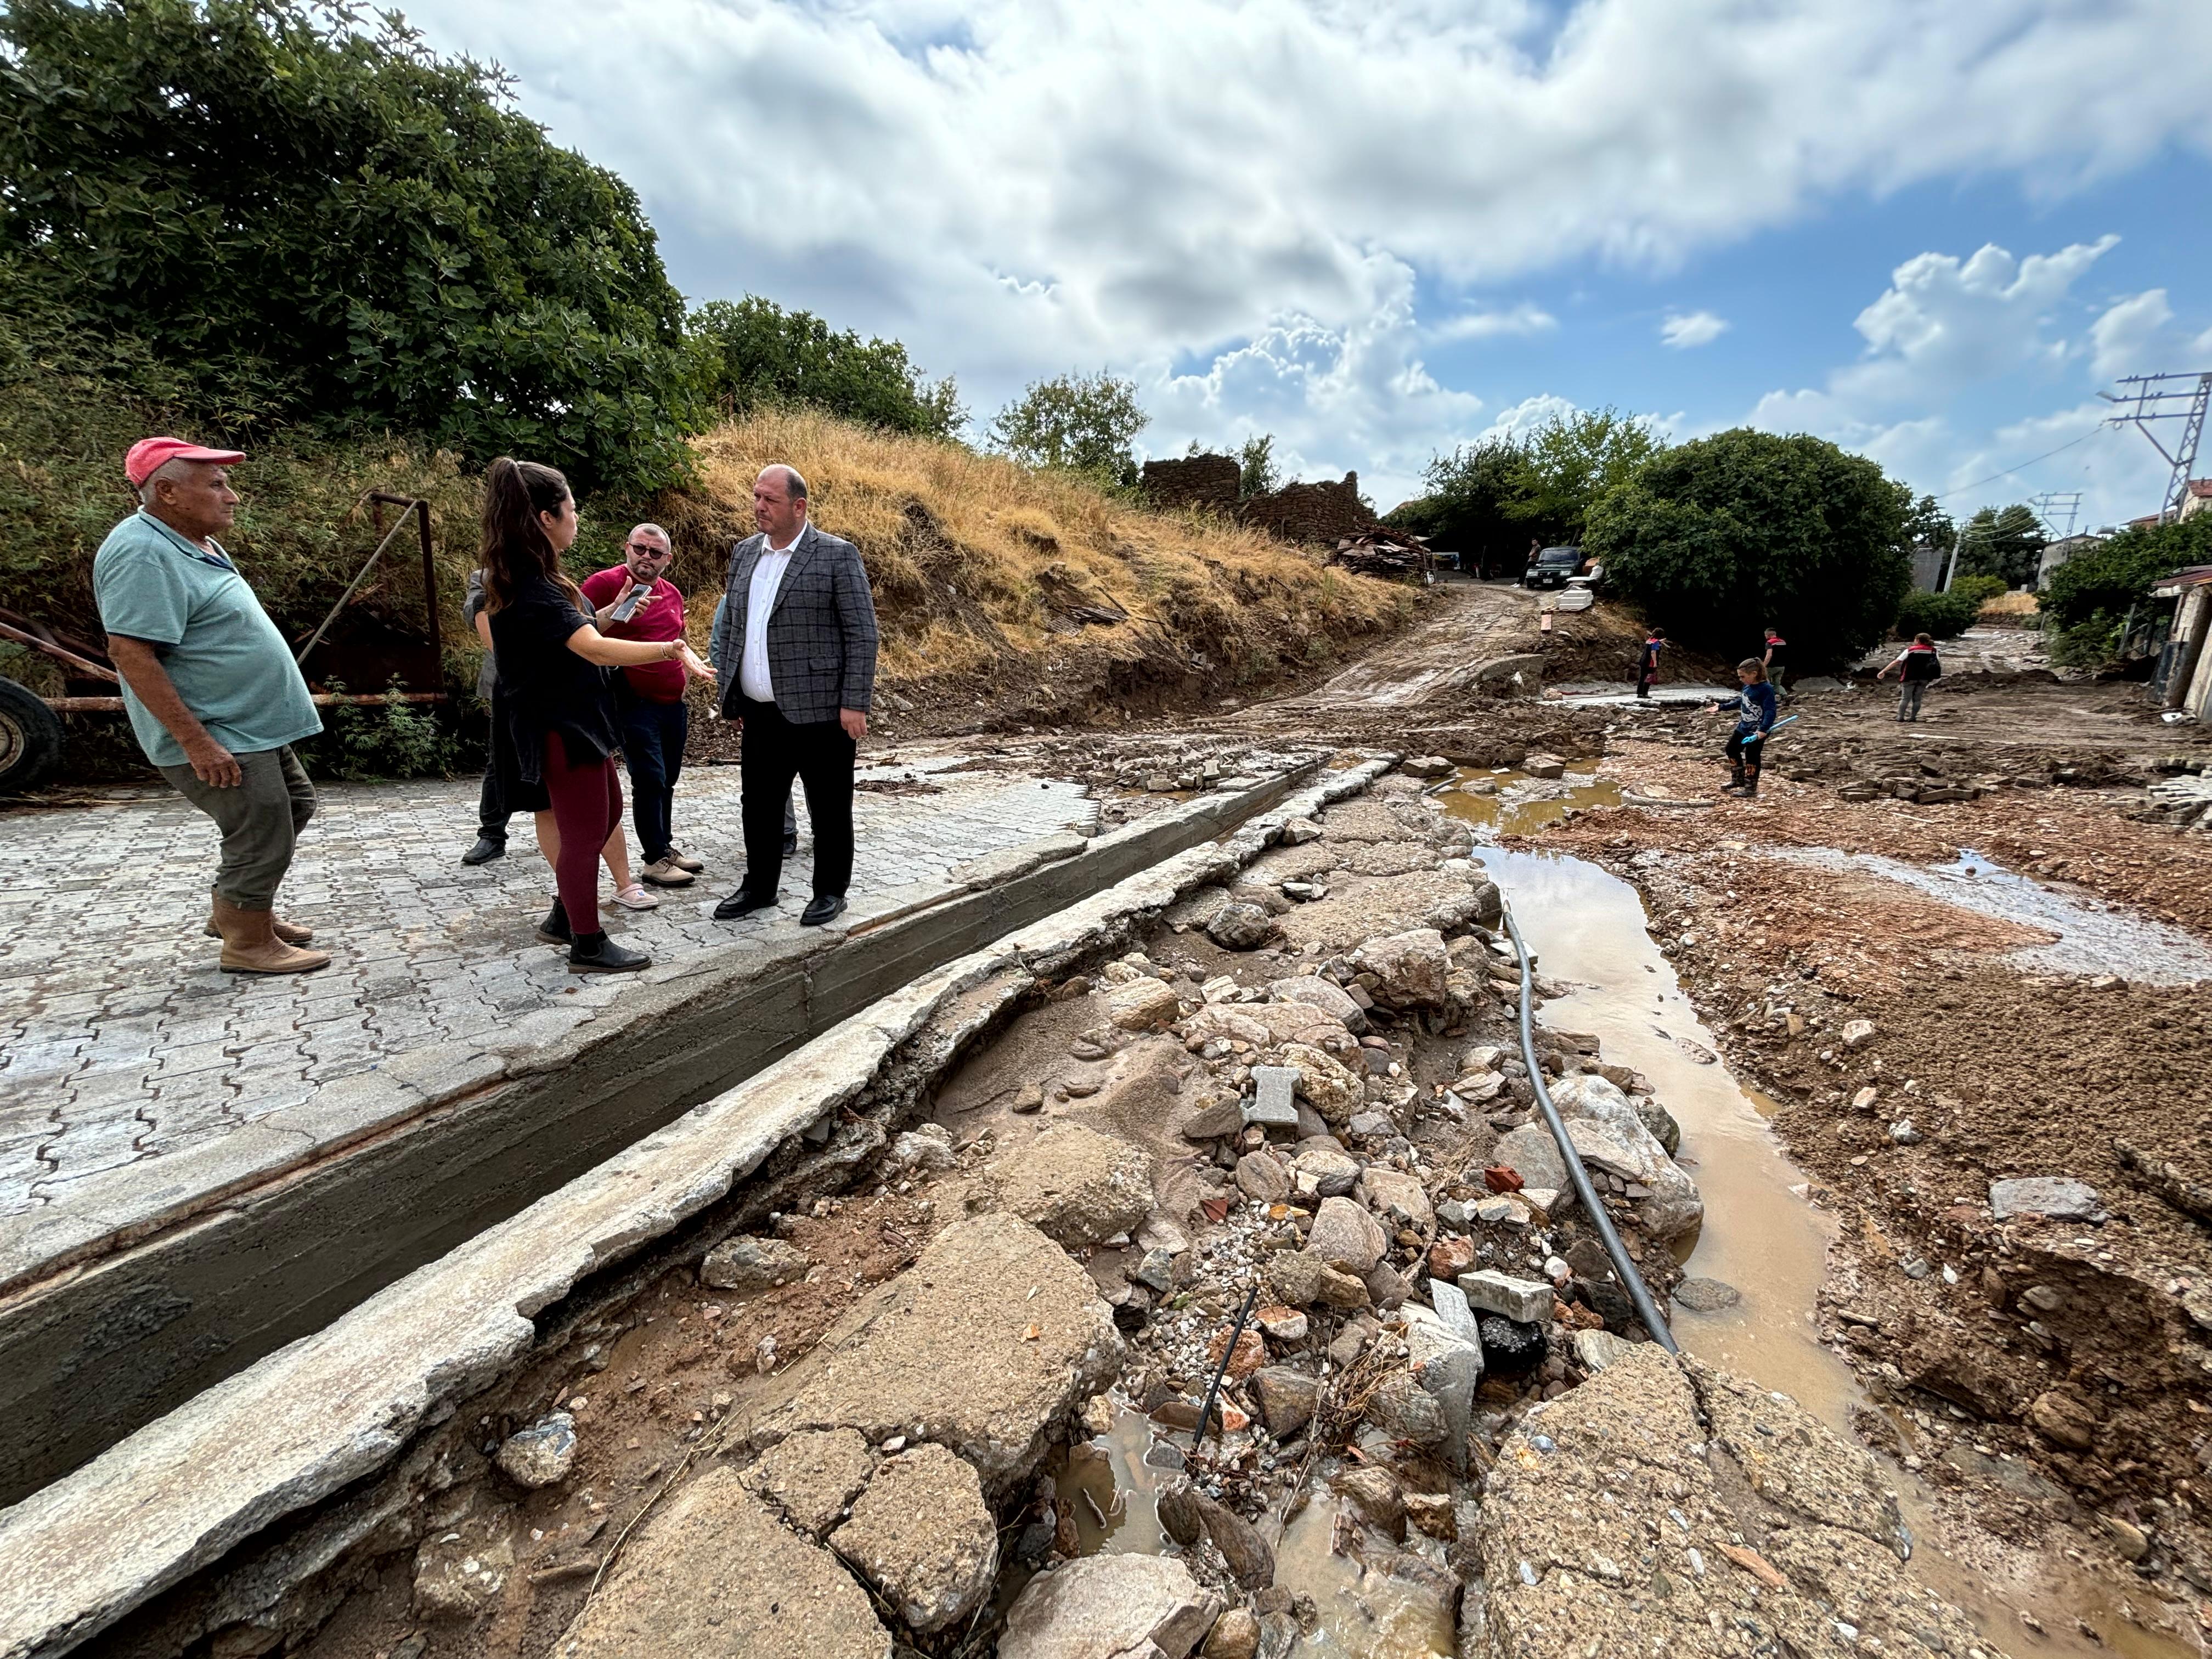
[93,439,330,974]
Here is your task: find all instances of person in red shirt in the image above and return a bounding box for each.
[579,525,716,887]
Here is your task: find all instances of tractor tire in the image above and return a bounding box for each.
[0,676,63,794]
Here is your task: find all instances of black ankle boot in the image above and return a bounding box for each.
[568,930,650,974]
[535,898,571,945]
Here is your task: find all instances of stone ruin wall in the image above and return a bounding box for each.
[1237,472,1379,546]
[1139,454,1240,513]
[1141,455,1380,547]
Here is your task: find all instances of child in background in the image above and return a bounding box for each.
[1635,625,1664,698]
[1711,658,1778,797]
[1761,624,1790,698]
[1878,632,1943,722]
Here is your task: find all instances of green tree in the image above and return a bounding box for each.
[1514,407,1667,543]
[1384,435,1535,577]
[988,371,1147,481]
[1901,493,1955,554]
[1583,428,1911,668]
[0,0,696,494]
[2040,516,2212,665]
[1955,504,2046,589]
[1237,433,1279,499]
[689,296,963,438]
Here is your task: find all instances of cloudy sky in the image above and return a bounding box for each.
[403,0,2212,526]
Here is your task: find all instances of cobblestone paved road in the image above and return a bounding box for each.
[0,753,1093,1217]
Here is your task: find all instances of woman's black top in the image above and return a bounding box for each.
[488,574,618,790]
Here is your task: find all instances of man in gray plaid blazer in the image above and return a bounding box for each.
[709,465,879,926]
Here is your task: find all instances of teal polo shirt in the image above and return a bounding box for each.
[92,511,323,768]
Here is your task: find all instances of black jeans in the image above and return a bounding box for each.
[617,693,689,861]
[477,761,509,843]
[1725,729,1765,782]
[736,696,855,899]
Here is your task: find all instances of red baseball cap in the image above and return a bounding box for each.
[126,437,246,488]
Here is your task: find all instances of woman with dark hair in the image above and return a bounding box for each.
[481,458,684,973]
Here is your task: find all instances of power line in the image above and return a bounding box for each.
[1935,427,2102,501]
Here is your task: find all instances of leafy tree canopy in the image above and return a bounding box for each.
[1901,493,1954,551]
[1237,433,1279,499]
[1955,504,2045,589]
[2042,515,2212,633]
[0,0,696,494]
[1583,427,1912,668]
[989,371,1147,482]
[690,297,964,440]
[1384,407,1663,575]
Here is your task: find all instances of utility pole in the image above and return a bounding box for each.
[2101,370,2212,521]
[2027,490,2082,541]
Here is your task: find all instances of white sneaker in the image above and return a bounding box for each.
[612,882,660,911]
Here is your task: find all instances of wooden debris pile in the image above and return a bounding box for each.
[1327,531,1435,583]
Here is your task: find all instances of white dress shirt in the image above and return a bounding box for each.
[737,527,804,703]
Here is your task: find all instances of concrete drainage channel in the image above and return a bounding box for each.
[0,758,2031,1659]
[0,762,1324,1509]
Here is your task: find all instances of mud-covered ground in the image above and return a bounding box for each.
[1523,685,2212,1651]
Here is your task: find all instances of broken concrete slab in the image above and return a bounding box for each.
[741,1426,874,1538]
[990,1124,1155,1248]
[828,1442,998,1634]
[560,1466,889,1658]
[1989,1176,2104,1222]
[748,1213,1122,1500]
[1458,1269,1553,1324]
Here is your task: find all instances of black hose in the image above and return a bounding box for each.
[1500,903,1678,1355]
[1193,1282,1261,1446]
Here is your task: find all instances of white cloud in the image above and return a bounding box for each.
[1660,311,1728,349]
[400,0,2212,405]
[2090,289,2175,378]
[1432,304,1559,342]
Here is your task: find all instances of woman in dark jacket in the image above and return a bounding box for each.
[481,458,685,973]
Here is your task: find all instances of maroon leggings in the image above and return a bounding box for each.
[544,732,623,935]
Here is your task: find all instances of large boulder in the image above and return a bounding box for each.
[830,1443,998,1634]
[1550,1074,1703,1243]
[560,1467,889,1658]
[1489,1122,1569,1193]
[1000,1554,1223,1659]
[1349,928,1449,1009]
[1207,902,1278,951]
[751,1214,1124,1498]
[993,1124,1156,1248]
[1554,1070,1679,1157]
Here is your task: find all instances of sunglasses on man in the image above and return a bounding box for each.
[625,541,670,558]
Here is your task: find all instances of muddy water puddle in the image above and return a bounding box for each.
[1431,766,1621,837]
[1463,830,2200,1659]
[1766,845,2212,985]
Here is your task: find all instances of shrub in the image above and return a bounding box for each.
[689,297,963,439]
[1949,573,2008,609]
[299,679,459,782]
[2042,517,2212,632]
[1584,428,1911,668]
[1895,588,1979,640]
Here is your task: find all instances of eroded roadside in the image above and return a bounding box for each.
[1511,701,2212,1659]
[216,764,2024,1659]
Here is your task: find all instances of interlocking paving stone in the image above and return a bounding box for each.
[0,755,1095,1222]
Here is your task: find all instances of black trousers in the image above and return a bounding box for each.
[1725,729,1765,781]
[736,697,856,899]
[477,753,510,841]
[616,692,689,861]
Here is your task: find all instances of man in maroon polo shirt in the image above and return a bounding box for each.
[580,524,715,887]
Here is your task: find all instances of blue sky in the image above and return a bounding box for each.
[402,0,2212,524]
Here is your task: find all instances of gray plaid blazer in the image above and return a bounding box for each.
[710,523,879,725]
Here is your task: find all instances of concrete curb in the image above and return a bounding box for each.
[0,758,1392,1659]
[0,763,1329,1507]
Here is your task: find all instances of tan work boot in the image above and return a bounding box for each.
[204,901,315,945]
[211,895,331,975]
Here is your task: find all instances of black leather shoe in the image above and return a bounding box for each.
[714,887,780,921]
[782,834,799,856]
[462,836,506,866]
[534,898,572,944]
[800,894,847,927]
[568,930,651,974]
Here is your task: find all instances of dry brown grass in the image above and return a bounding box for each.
[652,409,1410,718]
[1979,590,2041,618]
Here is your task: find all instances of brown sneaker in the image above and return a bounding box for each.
[212,896,331,975]
[663,845,705,873]
[639,856,696,888]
